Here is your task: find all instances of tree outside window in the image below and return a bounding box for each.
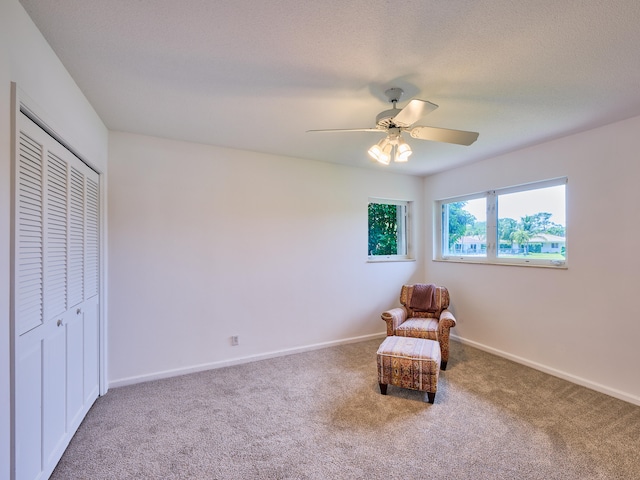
[368,200,410,259]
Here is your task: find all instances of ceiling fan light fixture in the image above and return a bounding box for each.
[367,144,383,161]
[395,138,412,162]
[368,138,392,165]
[378,143,393,165]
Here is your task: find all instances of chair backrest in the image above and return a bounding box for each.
[400,284,450,318]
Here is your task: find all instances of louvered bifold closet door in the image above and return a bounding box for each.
[14,127,47,480]
[82,173,100,406]
[14,113,100,480]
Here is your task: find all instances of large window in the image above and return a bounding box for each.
[368,198,412,261]
[437,178,566,267]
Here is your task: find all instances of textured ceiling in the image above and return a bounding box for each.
[19,0,640,176]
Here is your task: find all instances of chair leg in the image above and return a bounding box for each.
[440,361,447,371]
[379,383,387,395]
[427,392,436,404]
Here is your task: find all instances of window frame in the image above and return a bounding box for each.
[435,177,567,268]
[367,197,414,262]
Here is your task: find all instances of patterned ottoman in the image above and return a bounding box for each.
[377,335,441,403]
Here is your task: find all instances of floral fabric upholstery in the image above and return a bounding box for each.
[381,284,456,369]
[377,336,441,393]
[395,318,439,340]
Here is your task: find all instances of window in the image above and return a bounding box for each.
[441,196,486,258]
[368,198,412,261]
[437,178,566,267]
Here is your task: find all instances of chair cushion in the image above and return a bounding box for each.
[395,317,439,340]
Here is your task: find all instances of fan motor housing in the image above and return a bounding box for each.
[376,108,403,128]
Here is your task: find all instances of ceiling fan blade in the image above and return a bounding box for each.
[408,126,479,146]
[392,99,438,127]
[306,128,383,133]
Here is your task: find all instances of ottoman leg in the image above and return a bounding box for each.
[427,392,436,404]
[441,361,447,371]
[379,383,388,395]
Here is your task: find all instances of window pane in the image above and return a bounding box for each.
[497,184,565,259]
[368,202,407,256]
[442,197,486,257]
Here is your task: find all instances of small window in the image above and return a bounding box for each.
[368,198,412,261]
[437,178,567,267]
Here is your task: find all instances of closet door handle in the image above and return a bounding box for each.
[57,319,63,327]
[76,308,82,315]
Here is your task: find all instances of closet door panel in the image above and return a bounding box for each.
[84,175,99,299]
[42,319,67,468]
[14,335,43,480]
[67,165,84,309]
[82,170,100,406]
[83,296,100,404]
[66,307,85,429]
[16,130,44,335]
[44,150,68,321]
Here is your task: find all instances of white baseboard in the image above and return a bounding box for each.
[451,334,640,407]
[109,332,387,389]
[110,332,640,407]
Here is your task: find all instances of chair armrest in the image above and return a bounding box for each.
[439,309,456,329]
[438,309,456,368]
[381,307,407,336]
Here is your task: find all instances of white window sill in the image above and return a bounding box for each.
[434,257,567,269]
[367,257,416,263]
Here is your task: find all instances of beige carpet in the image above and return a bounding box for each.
[51,339,640,479]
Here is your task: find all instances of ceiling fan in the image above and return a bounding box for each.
[307,87,479,165]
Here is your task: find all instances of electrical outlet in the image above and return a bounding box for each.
[231,335,239,346]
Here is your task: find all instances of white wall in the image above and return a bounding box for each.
[0,1,108,477]
[107,131,425,385]
[424,114,640,405]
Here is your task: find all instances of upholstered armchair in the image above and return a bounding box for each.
[381,284,456,370]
